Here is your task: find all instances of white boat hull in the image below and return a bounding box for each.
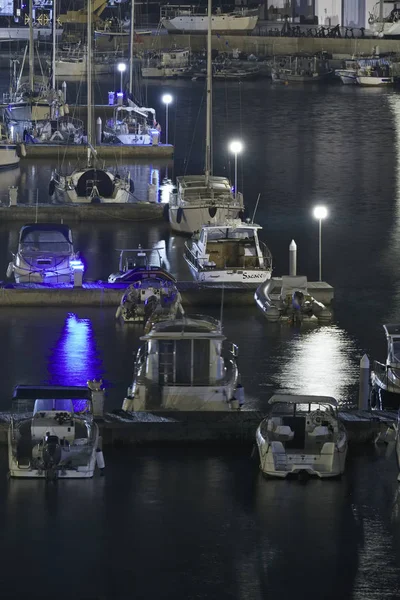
[335,69,356,84]
[0,27,63,41]
[66,186,130,204]
[123,383,238,411]
[55,60,112,77]
[356,76,393,86]
[116,133,152,145]
[161,14,258,33]
[169,204,243,234]
[185,258,271,284]
[142,66,189,78]
[0,145,20,168]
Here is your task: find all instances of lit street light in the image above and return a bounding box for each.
[162,94,172,145]
[117,63,126,93]
[313,205,328,282]
[229,140,243,200]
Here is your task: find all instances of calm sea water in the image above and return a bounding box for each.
[1,74,400,598]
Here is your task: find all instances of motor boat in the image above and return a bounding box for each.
[108,247,173,283]
[355,58,393,86]
[122,315,243,411]
[335,59,357,84]
[8,384,103,479]
[116,279,184,325]
[6,223,82,283]
[184,219,272,284]
[256,394,348,479]
[371,324,400,408]
[255,276,332,325]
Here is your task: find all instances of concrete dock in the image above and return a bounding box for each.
[0,202,164,222]
[0,408,395,446]
[23,142,174,160]
[0,279,334,307]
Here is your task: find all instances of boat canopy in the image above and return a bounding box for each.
[19,223,72,243]
[12,385,92,415]
[268,394,338,406]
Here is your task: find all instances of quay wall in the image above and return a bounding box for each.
[0,203,163,222]
[98,35,400,57]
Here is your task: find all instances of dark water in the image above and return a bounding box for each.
[1,76,400,597]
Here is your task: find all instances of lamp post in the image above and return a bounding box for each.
[162,93,172,145]
[313,205,328,281]
[117,63,126,93]
[229,140,243,200]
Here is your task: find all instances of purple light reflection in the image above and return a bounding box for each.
[47,313,103,386]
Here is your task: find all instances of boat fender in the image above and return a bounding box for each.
[48,179,56,196]
[129,179,135,194]
[176,207,183,223]
[208,206,217,218]
[16,143,26,158]
[96,448,105,474]
[235,384,245,408]
[115,305,122,319]
[163,202,170,221]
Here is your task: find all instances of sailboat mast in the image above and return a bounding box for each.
[129,0,135,95]
[205,0,212,186]
[87,0,92,158]
[52,0,56,90]
[29,0,34,91]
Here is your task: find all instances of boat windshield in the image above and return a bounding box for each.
[33,398,91,414]
[20,231,72,254]
[270,402,335,417]
[390,340,400,363]
[207,228,256,241]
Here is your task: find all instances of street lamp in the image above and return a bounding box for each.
[229,140,243,199]
[162,93,172,145]
[117,63,126,93]
[313,205,328,282]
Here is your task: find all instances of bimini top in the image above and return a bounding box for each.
[383,324,400,338]
[141,315,224,339]
[200,219,262,232]
[13,385,91,400]
[268,394,338,406]
[19,223,72,243]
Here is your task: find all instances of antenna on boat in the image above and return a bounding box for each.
[204,0,212,187]
[251,193,261,224]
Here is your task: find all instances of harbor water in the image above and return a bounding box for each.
[1,75,400,597]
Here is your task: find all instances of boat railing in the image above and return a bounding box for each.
[170,191,243,208]
[373,360,400,387]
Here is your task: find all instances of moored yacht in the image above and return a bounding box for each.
[8,384,102,480]
[6,223,81,283]
[256,394,348,479]
[160,5,258,33]
[103,105,159,146]
[169,176,244,234]
[184,219,272,284]
[122,315,243,411]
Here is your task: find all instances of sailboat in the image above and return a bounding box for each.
[48,0,133,203]
[167,0,244,235]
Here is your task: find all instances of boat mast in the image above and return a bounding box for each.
[87,0,92,164]
[205,0,212,187]
[129,0,135,95]
[29,0,34,91]
[52,0,56,90]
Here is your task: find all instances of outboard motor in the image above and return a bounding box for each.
[42,433,62,480]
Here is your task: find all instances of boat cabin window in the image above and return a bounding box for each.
[20,230,72,254]
[390,340,400,363]
[270,402,334,418]
[207,228,255,241]
[33,398,90,414]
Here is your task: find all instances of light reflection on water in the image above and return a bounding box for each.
[46,313,103,386]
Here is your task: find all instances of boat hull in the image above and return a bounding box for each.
[169,204,243,234]
[55,61,112,77]
[161,14,258,33]
[0,145,20,168]
[185,257,271,284]
[356,76,393,86]
[66,187,130,203]
[142,66,189,78]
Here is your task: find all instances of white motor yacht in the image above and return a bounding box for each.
[184,219,272,284]
[6,223,81,283]
[256,394,348,479]
[371,324,400,407]
[122,315,243,411]
[8,384,103,480]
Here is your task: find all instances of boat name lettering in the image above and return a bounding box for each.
[243,272,264,279]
